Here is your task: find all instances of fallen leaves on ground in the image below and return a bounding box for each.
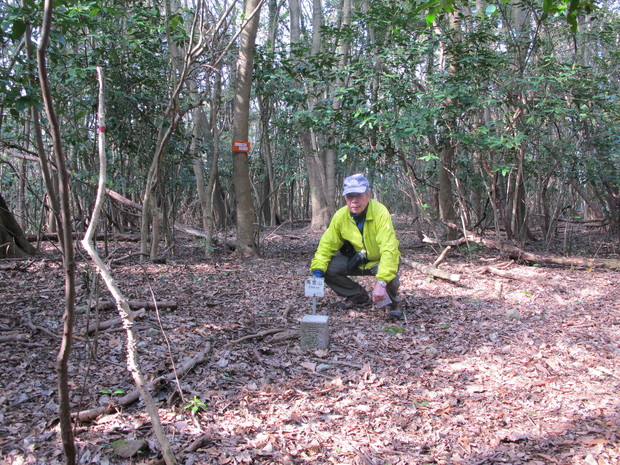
[1,223,619,465]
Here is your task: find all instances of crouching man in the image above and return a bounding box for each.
[310,173,403,319]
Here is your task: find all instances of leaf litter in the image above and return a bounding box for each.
[0,222,619,464]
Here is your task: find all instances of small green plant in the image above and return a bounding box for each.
[100,388,125,396]
[384,326,404,334]
[184,396,207,413]
[419,153,439,162]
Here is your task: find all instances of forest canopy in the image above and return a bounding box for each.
[0,0,618,250]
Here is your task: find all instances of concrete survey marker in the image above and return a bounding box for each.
[300,314,330,350]
[301,277,329,350]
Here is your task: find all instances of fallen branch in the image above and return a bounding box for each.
[0,333,29,343]
[433,246,452,267]
[224,328,287,348]
[269,329,298,343]
[444,221,620,271]
[23,311,60,339]
[422,234,468,247]
[401,257,461,282]
[74,343,212,423]
[92,300,177,311]
[27,232,141,242]
[86,309,147,334]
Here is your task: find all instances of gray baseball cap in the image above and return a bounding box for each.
[342,173,370,196]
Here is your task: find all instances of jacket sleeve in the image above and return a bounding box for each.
[310,211,345,273]
[373,205,400,283]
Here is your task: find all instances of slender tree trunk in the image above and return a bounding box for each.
[259,97,278,226]
[24,12,60,233]
[17,122,28,230]
[190,102,212,255]
[293,0,331,230]
[259,0,280,227]
[37,1,76,463]
[432,13,460,239]
[322,0,351,214]
[81,66,178,465]
[141,2,208,260]
[438,143,458,239]
[205,72,223,257]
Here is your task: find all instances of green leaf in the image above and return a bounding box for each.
[485,5,496,15]
[11,20,26,41]
[419,153,439,162]
[425,11,436,27]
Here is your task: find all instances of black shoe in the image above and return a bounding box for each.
[386,303,403,320]
[337,291,371,310]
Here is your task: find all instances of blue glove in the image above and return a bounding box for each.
[312,269,324,278]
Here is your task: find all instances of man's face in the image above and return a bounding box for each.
[345,191,371,215]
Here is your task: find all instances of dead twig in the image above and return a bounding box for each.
[433,245,452,267]
[224,328,287,348]
[22,312,59,339]
[401,257,461,282]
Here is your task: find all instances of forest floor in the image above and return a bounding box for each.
[1,218,619,465]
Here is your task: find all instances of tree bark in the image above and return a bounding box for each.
[322,0,351,214]
[295,0,331,230]
[0,193,37,258]
[37,1,77,462]
[437,13,459,240]
[231,0,263,255]
[191,105,212,255]
[205,72,224,256]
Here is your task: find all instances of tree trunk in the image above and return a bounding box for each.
[205,72,223,257]
[295,0,331,230]
[231,0,263,255]
[37,1,77,462]
[140,1,209,260]
[322,0,351,214]
[0,193,37,258]
[438,143,458,239]
[434,12,460,239]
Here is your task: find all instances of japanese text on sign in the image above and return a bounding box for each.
[233,141,250,152]
[304,277,325,297]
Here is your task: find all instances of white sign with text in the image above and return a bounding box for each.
[304,277,325,297]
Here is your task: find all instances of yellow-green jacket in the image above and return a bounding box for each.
[310,199,400,282]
